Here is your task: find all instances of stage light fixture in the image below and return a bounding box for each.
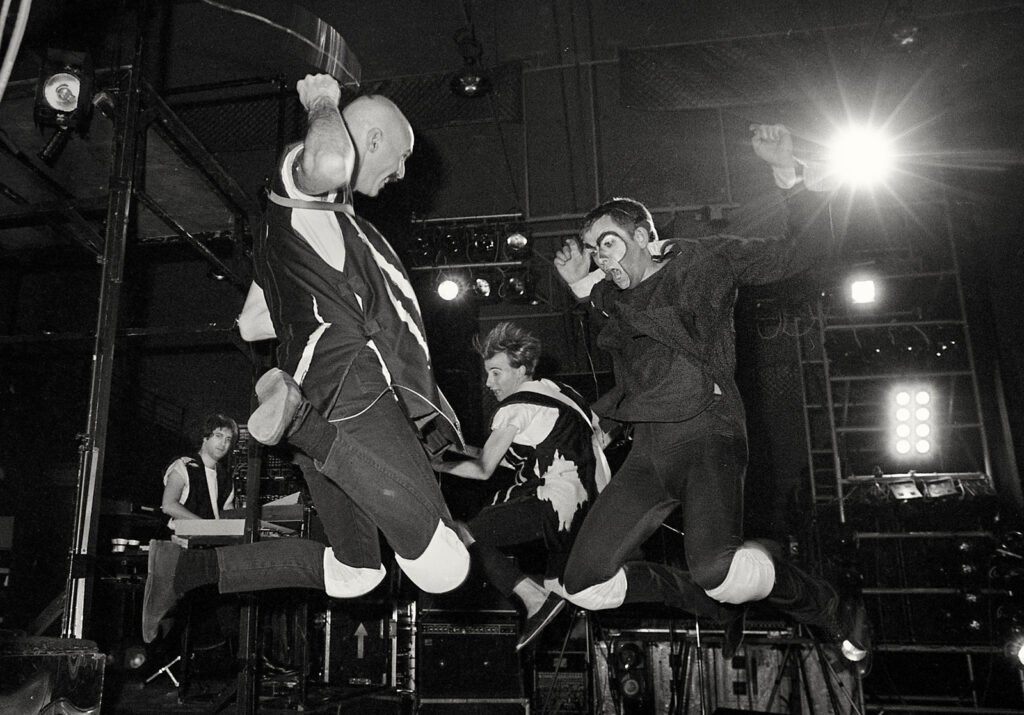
[922,477,957,498]
[850,278,877,304]
[34,49,95,167]
[467,225,498,263]
[450,28,492,99]
[472,276,493,299]
[410,225,440,267]
[828,125,895,187]
[441,226,466,262]
[35,49,94,130]
[502,225,531,260]
[500,268,536,304]
[890,385,934,458]
[888,480,923,500]
[470,269,502,302]
[436,275,462,301]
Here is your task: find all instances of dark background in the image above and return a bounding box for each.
[0,3,1022,702]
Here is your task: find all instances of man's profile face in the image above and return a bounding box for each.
[355,122,414,197]
[581,215,644,290]
[483,352,527,402]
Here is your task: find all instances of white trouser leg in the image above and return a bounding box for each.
[394,520,470,594]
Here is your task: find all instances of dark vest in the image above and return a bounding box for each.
[492,384,599,505]
[180,455,232,519]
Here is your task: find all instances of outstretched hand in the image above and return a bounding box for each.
[297,73,341,112]
[553,239,592,285]
[750,123,795,169]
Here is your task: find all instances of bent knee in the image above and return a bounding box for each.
[702,541,775,605]
[564,569,627,610]
[395,521,470,594]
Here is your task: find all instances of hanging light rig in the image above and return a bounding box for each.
[409,213,530,303]
[450,26,492,98]
[33,48,96,167]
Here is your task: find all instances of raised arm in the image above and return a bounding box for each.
[293,74,355,195]
[720,124,834,286]
[751,123,796,174]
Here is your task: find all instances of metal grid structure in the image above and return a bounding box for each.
[794,187,1021,710]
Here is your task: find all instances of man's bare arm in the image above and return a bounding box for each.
[294,74,355,195]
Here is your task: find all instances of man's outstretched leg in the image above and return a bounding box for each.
[142,538,386,643]
[703,539,872,671]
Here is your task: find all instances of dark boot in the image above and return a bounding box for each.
[720,604,747,660]
[766,557,840,630]
[764,545,872,672]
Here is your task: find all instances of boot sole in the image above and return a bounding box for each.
[249,369,298,445]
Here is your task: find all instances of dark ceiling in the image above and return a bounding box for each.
[2,0,1023,258]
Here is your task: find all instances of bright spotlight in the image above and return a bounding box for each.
[828,126,895,187]
[437,277,461,301]
[850,279,876,304]
[890,384,936,459]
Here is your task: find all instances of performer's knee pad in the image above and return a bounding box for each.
[323,550,387,598]
[565,568,628,610]
[394,520,470,594]
[704,541,775,604]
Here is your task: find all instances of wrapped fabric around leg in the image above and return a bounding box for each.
[564,568,628,610]
[704,541,776,605]
[323,549,387,598]
[393,520,470,594]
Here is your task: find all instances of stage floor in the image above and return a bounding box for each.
[106,673,412,714]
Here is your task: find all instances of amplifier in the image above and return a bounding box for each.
[533,650,588,714]
[416,621,522,698]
